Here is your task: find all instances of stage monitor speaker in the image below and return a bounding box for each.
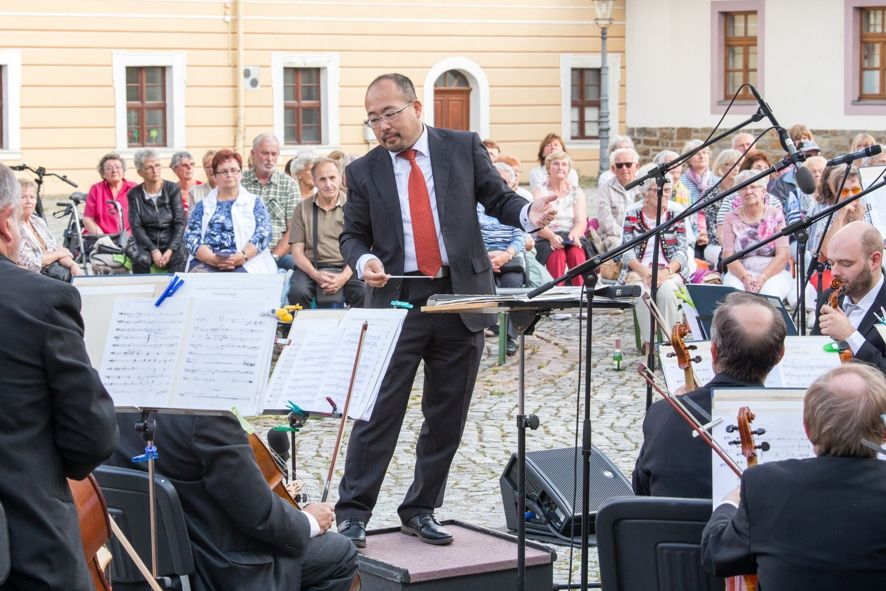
[499,446,633,544]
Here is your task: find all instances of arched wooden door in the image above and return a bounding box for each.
[433,70,471,131]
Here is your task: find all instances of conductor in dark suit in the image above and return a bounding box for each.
[813,220,886,373]
[632,291,786,498]
[336,73,556,547]
[0,162,118,591]
[702,362,886,589]
[109,413,358,591]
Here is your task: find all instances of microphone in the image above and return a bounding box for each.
[827,144,882,167]
[747,85,816,195]
[595,284,642,299]
[9,164,27,171]
[266,429,290,471]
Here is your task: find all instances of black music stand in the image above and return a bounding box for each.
[425,288,633,591]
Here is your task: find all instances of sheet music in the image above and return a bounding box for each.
[710,389,813,502]
[172,272,285,309]
[659,336,841,391]
[265,309,407,420]
[97,296,276,415]
[859,165,886,237]
[99,298,189,408]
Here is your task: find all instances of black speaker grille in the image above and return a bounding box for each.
[525,446,632,513]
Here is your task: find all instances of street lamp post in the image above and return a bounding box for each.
[594,0,614,176]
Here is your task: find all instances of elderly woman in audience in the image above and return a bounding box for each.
[83,152,137,235]
[17,178,82,279]
[653,148,706,257]
[189,149,217,208]
[183,149,276,273]
[496,154,534,200]
[679,140,715,205]
[701,149,741,265]
[528,134,579,190]
[170,151,201,216]
[619,172,687,351]
[289,151,318,199]
[125,149,187,274]
[531,151,588,285]
[785,155,827,225]
[720,171,792,299]
[715,149,780,231]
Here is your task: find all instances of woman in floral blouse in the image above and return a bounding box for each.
[721,171,792,299]
[183,149,277,273]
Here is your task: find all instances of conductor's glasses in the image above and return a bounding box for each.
[364,102,413,128]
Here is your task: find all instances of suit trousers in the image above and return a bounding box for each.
[336,275,484,523]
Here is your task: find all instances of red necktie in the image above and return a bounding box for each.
[398,149,442,277]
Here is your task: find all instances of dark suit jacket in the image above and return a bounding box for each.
[632,373,761,499]
[109,413,312,591]
[0,255,118,591]
[702,456,886,590]
[340,126,529,332]
[812,278,886,373]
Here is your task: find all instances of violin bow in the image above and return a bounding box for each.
[320,321,369,502]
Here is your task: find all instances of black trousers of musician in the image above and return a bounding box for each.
[335,274,484,524]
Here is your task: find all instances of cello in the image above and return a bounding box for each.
[68,475,112,591]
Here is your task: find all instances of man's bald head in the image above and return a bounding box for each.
[711,292,786,382]
[832,220,883,258]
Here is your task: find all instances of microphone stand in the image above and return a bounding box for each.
[721,176,886,327]
[645,172,668,409]
[526,152,793,591]
[10,163,78,218]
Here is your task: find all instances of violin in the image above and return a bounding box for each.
[248,433,301,509]
[68,475,113,591]
[726,407,770,591]
[827,278,853,363]
[669,321,701,391]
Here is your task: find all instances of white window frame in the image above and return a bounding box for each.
[271,53,340,155]
[0,49,22,160]
[112,51,187,158]
[560,53,621,149]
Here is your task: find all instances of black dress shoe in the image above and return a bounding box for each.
[506,337,518,356]
[338,519,366,548]
[400,513,453,545]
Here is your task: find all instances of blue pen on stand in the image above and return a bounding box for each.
[155,276,185,307]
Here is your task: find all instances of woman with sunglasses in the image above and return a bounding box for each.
[809,166,871,264]
[721,171,792,299]
[183,149,277,273]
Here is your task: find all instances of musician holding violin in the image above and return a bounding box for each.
[632,292,786,499]
[0,162,119,591]
[108,413,359,591]
[813,221,886,373]
[702,363,886,590]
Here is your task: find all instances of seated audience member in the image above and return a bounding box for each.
[83,152,137,235]
[170,150,201,216]
[287,157,364,308]
[596,147,641,251]
[291,151,318,200]
[808,165,872,263]
[701,149,741,265]
[528,133,579,190]
[653,150,707,258]
[495,154,533,200]
[189,150,217,209]
[702,363,886,590]
[788,123,815,146]
[597,135,635,187]
[619,174,687,350]
[851,132,878,167]
[183,149,277,273]
[481,139,500,160]
[784,155,826,226]
[652,149,692,206]
[531,151,588,285]
[721,171,792,300]
[633,291,786,498]
[17,178,83,279]
[813,221,886,373]
[715,150,783,231]
[126,148,187,274]
[732,132,754,160]
[109,412,359,591]
[679,140,716,205]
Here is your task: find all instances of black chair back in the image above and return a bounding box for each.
[94,465,194,590]
[596,496,725,591]
[0,501,9,584]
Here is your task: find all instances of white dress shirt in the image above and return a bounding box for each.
[843,274,884,354]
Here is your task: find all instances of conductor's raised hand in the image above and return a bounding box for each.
[362,258,389,288]
[529,194,558,229]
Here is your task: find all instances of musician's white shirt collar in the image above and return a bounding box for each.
[844,273,883,354]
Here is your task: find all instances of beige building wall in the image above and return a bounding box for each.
[0,0,626,195]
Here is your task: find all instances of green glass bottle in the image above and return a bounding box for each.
[613,338,623,371]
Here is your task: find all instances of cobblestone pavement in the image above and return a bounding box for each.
[255,306,650,588]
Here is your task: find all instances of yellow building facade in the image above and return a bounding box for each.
[0,0,625,193]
